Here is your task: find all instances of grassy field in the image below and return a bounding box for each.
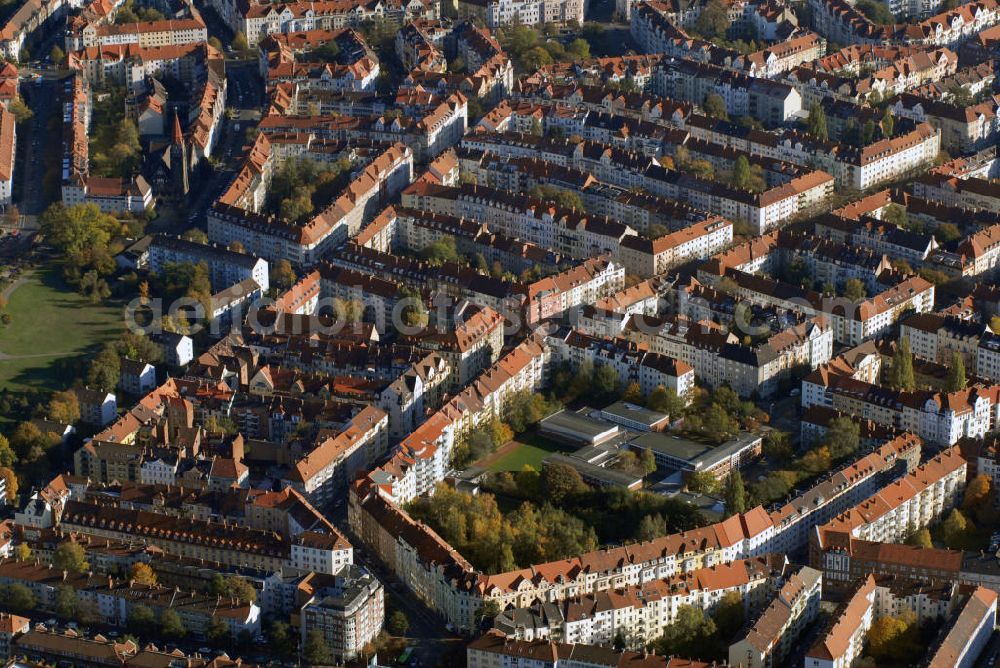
[485,431,573,472]
[0,269,122,393]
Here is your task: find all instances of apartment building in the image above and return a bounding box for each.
[299,566,384,663]
[361,205,566,279]
[69,42,221,95]
[525,257,625,324]
[810,446,967,563]
[0,107,14,206]
[281,405,388,509]
[767,433,922,557]
[0,559,261,638]
[901,313,989,371]
[402,181,639,263]
[926,587,997,668]
[658,59,803,125]
[547,329,696,399]
[891,93,1000,154]
[493,557,784,649]
[364,336,550,504]
[377,353,451,438]
[814,214,939,267]
[804,575,876,668]
[625,313,833,399]
[0,613,29,660]
[467,632,700,667]
[352,428,934,633]
[461,0,584,28]
[57,499,353,575]
[230,0,438,45]
[208,141,413,266]
[618,218,733,277]
[707,269,935,347]
[728,566,822,668]
[0,0,70,60]
[148,234,270,292]
[803,359,1000,445]
[777,233,894,294]
[79,17,207,49]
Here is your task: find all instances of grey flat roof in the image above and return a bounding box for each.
[539,409,619,440]
[629,431,762,468]
[601,401,669,427]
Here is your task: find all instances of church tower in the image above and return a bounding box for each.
[170,112,190,197]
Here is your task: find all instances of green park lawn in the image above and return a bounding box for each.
[486,431,572,472]
[0,269,122,393]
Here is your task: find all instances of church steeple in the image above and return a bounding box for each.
[172,111,184,145]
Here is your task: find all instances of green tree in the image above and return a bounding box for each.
[160,608,186,639]
[80,270,111,303]
[843,278,867,302]
[806,102,829,141]
[593,364,620,399]
[882,203,907,227]
[695,0,731,39]
[637,513,664,541]
[0,468,18,502]
[826,416,860,460]
[687,470,720,495]
[127,604,157,636]
[763,431,793,463]
[942,508,971,548]
[14,543,30,562]
[867,612,921,664]
[267,620,296,659]
[303,629,332,666]
[731,155,751,189]
[933,222,961,243]
[655,605,720,659]
[181,228,208,244]
[52,542,89,574]
[87,347,121,393]
[207,616,230,645]
[8,97,32,123]
[50,45,65,65]
[272,259,297,291]
[640,448,657,475]
[3,583,35,612]
[648,386,685,417]
[55,585,78,620]
[856,0,894,23]
[222,576,257,603]
[947,85,973,107]
[724,471,747,515]
[881,108,894,137]
[887,337,915,391]
[566,38,590,60]
[419,235,460,266]
[388,610,409,636]
[946,352,967,392]
[906,528,933,548]
[713,590,745,639]
[478,599,501,623]
[232,31,249,52]
[963,474,992,515]
[703,93,728,120]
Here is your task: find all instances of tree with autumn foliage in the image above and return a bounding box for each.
[130,562,157,586]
